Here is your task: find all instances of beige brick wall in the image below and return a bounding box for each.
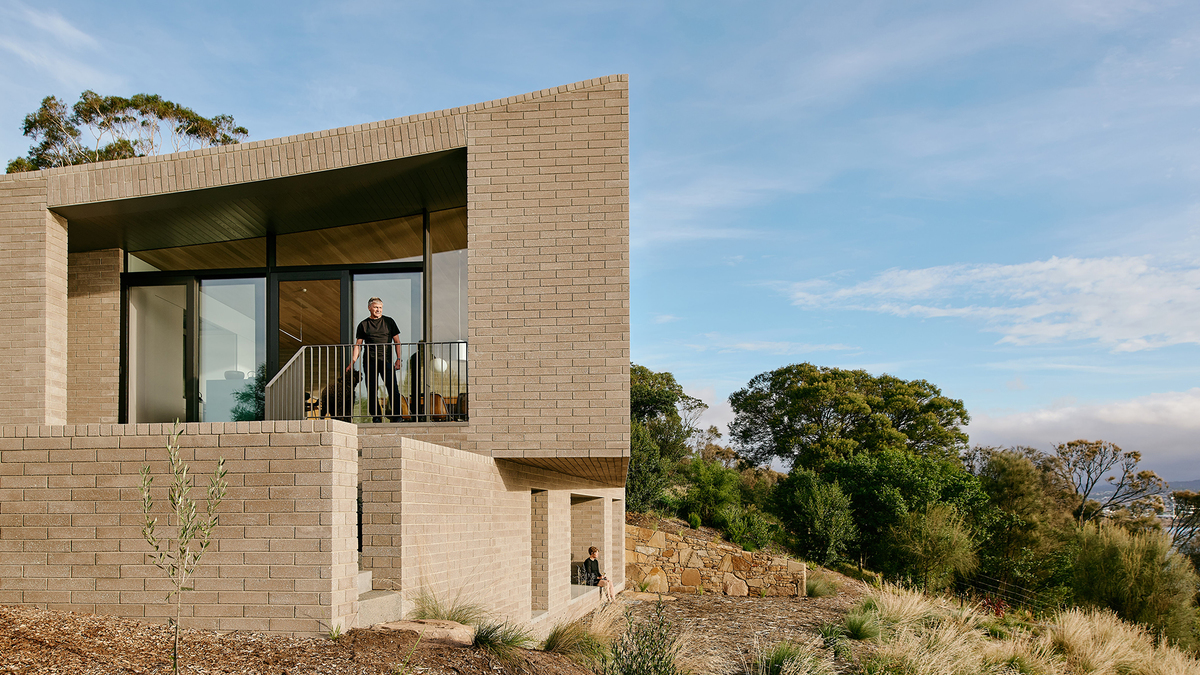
[359,435,623,626]
[531,489,549,611]
[465,76,630,462]
[67,249,122,424]
[0,174,68,425]
[0,421,358,634]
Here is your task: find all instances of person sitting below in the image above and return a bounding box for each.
[583,546,615,601]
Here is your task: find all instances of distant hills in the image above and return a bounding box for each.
[1168,479,1200,493]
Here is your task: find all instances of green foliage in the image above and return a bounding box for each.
[680,457,741,525]
[973,448,1076,594]
[139,422,228,675]
[407,586,488,626]
[717,503,776,551]
[687,512,702,530]
[1072,522,1199,646]
[473,620,535,666]
[628,420,672,513]
[8,91,247,172]
[842,611,882,641]
[805,576,838,598]
[603,602,689,675]
[772,469,857,566]
[824,449,988,573]
[230,362,267,422]
[627,364,706,514]
[728,363,969,470]
[890,504,978,593]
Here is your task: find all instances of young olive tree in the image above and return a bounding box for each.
[140,423,228,675]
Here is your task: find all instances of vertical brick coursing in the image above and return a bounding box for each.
[0,175,69,424]
[67,249,122,424]
[531,490,549,611]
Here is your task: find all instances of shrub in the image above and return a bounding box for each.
[687,512,702,530]
[719,503,777,551]
[603,601,688,675]
[772,470,857,566]
[473,620,535,666]
[890,504,978,592]
[679,457,742,525]
[805,576,838,598]
[1072,522,1199,646]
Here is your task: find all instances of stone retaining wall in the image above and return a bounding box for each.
[624,524,806,597]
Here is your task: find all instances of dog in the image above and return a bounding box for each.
[317,369,361,421]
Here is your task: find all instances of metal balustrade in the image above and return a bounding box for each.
[264,342,468,423]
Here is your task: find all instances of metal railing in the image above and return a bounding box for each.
[264,341,468,423]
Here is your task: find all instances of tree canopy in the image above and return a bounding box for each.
[728,363,969,470]
[7,91,248,173]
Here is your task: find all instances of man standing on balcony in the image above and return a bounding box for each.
[347,297,404,423]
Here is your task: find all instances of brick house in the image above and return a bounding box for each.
[0,76,629,635]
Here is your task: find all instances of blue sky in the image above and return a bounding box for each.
[3,0,1199,481]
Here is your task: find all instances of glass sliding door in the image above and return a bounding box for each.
[127,284,188,424]
[199,278,266,422]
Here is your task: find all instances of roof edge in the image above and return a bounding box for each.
[0,74,628,184]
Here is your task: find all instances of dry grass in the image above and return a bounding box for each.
[739,637,833,675]
[860,586,1200,675]
[542,602,625,665]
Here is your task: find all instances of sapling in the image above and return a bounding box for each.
[140,422,228,675]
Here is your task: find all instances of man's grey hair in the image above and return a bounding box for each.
[368,297,383,307]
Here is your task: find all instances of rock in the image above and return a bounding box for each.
[645,567,669,593]
[375,620,473,647]
[724,576,748,596]
[677,548,692,567]
[626,564,647,585]
[647,530,667,549]
[788,559,806,574]
[681,568,702,587]
[732,556,752,572]
[718,555,733,572]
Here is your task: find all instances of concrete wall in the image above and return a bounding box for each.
[0,421,358,634]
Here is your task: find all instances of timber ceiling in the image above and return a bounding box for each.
[55,148,467,254]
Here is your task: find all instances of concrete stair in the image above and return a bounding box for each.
[356,570,404,627]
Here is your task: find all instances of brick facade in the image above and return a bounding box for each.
[0,76,629,634]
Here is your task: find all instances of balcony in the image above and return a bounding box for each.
[265,342,467,423]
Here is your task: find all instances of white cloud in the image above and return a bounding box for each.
[785,255,1200,351]
[654,314,681,324]
[695,333,856,355]
[967,388,1200,483]
[0,4,114,90]
[16,5,99,47]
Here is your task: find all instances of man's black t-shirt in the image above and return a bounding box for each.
[356,316,401,360]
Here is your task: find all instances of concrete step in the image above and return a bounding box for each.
[358,590,403,626]
[357,570,373,597]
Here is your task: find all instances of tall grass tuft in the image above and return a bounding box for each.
[745,639,834,675]
[543,602,624,667]
[804,576,837,598]
[406,585,488,626]
[842,611,882,641]
[865,620,986,675]
[870,582,940,631]
[473,620,535,667]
